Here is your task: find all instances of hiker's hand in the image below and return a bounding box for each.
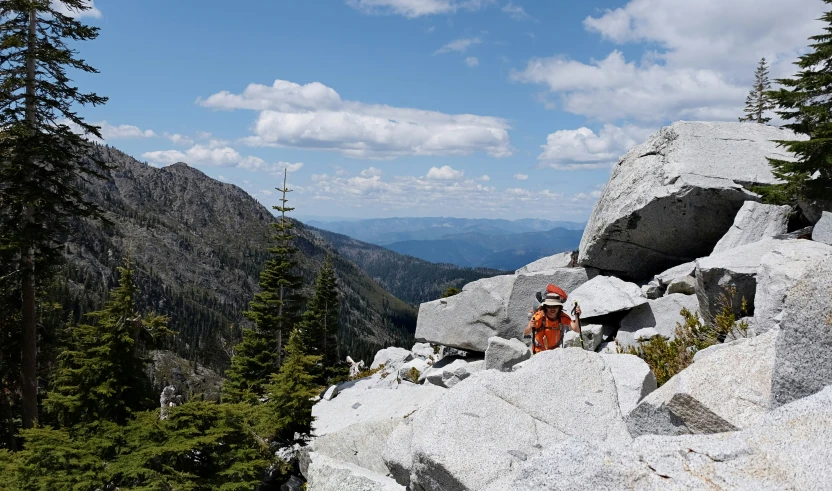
[574,305,581,317]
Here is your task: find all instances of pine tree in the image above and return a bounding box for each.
[263,328,321,444]
[738,58,774,124]
[763,4,832,203]
[222,328,273,403]
[0,0,109,428]
[298,255,343,384]
[226,169,304,401]
[44,256,170,427]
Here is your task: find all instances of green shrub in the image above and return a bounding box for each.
[624,286,749,386]
[406,367,421,383]
[350,363,385,381]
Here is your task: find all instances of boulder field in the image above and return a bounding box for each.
[300,122,832,491]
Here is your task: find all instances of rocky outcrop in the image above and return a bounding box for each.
[504,386,832,491]
[420,356,484,388]
[306,453,405,491]
[617,294,700,348]
[404,350,635,491]
[578,122,803,279]
[371,347,413,370]
[563,323,604,351]
[772,254,832,407]
[312,375,445,437]
[569,275,647,319]
[148,350,223,402]
[484,336,530,372]
[812,211,832,245]
[753,240,832,333]
[415,268,595,352]
[309,419,402,476]
[627,330,776,437]
[711,201,791,254]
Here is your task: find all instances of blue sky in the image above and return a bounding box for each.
[65,0,825,220]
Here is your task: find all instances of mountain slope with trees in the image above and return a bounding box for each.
[59,145,416,370]
[306,227,505,305]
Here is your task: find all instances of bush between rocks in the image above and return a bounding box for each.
[624,287,749,385]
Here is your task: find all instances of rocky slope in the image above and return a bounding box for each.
[61,145,417,369]
[297,122,832,491]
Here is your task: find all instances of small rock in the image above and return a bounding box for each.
[322,385,338,401]
[633,327,660,341]
[665,275,696,295]
[811,211,832,245]
[371,347,413,371]
[485,336,531,372]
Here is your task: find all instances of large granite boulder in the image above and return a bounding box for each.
[617,294,700,349]
[627,330,777,437]
[772,254,832,407]
[404,349,634,491]
[569,275,648,319]
[309,418,402,476]
[563,323,604,351]
[711,201,791,254]
[753,240,832,333]
[503,386,832,491]
[484,336,530,372]
[812,210,832,245]
[312,375,446,437]
[578,122,803,280]
[515,251,574,274]
[305,453,405,491]
[694,238,783,325]
[416,269,595,352]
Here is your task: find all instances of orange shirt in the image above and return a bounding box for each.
[531,310,572,353]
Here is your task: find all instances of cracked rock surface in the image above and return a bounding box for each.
[504,385,832,490]
[404,349,636,491]
[578,121,805,280]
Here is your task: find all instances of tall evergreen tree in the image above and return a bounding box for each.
[298,255,343,383]
[739,58,774,124]
[0,0,108,428]
[225,169,304,401]
[44,256,170,427]
[263,328,321,444]
[764,4,832,203]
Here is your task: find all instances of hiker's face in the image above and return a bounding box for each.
[545,306,561,319]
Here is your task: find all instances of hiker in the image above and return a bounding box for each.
[523,292,582,353]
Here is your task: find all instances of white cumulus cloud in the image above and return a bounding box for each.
[360,167,384,177]
[426,165,464,180]
[164,133,194,146]
[477,174,490,181]
[464,56,479,67]
[512,0,825,123]
[141,144,301,175]
[198,79,512,159]
[538,124,656,170]
[513,173,529,180]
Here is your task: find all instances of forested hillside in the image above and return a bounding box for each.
[306,227,505,305]
[56,145,416,370]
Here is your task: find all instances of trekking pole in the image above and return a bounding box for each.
[572,301,584,350]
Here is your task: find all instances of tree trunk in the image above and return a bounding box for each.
[20,6,38,430]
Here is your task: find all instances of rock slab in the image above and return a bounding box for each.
[811,210,832,245]
[772,254,832,407]
[579,122,803,279]
[711,201,791,254]
[617,294,700,349]
[627,330,777,437]
[569,275,647,319]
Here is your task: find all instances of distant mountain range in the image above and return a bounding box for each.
[305,217,586,270]
[305,217,586,245]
